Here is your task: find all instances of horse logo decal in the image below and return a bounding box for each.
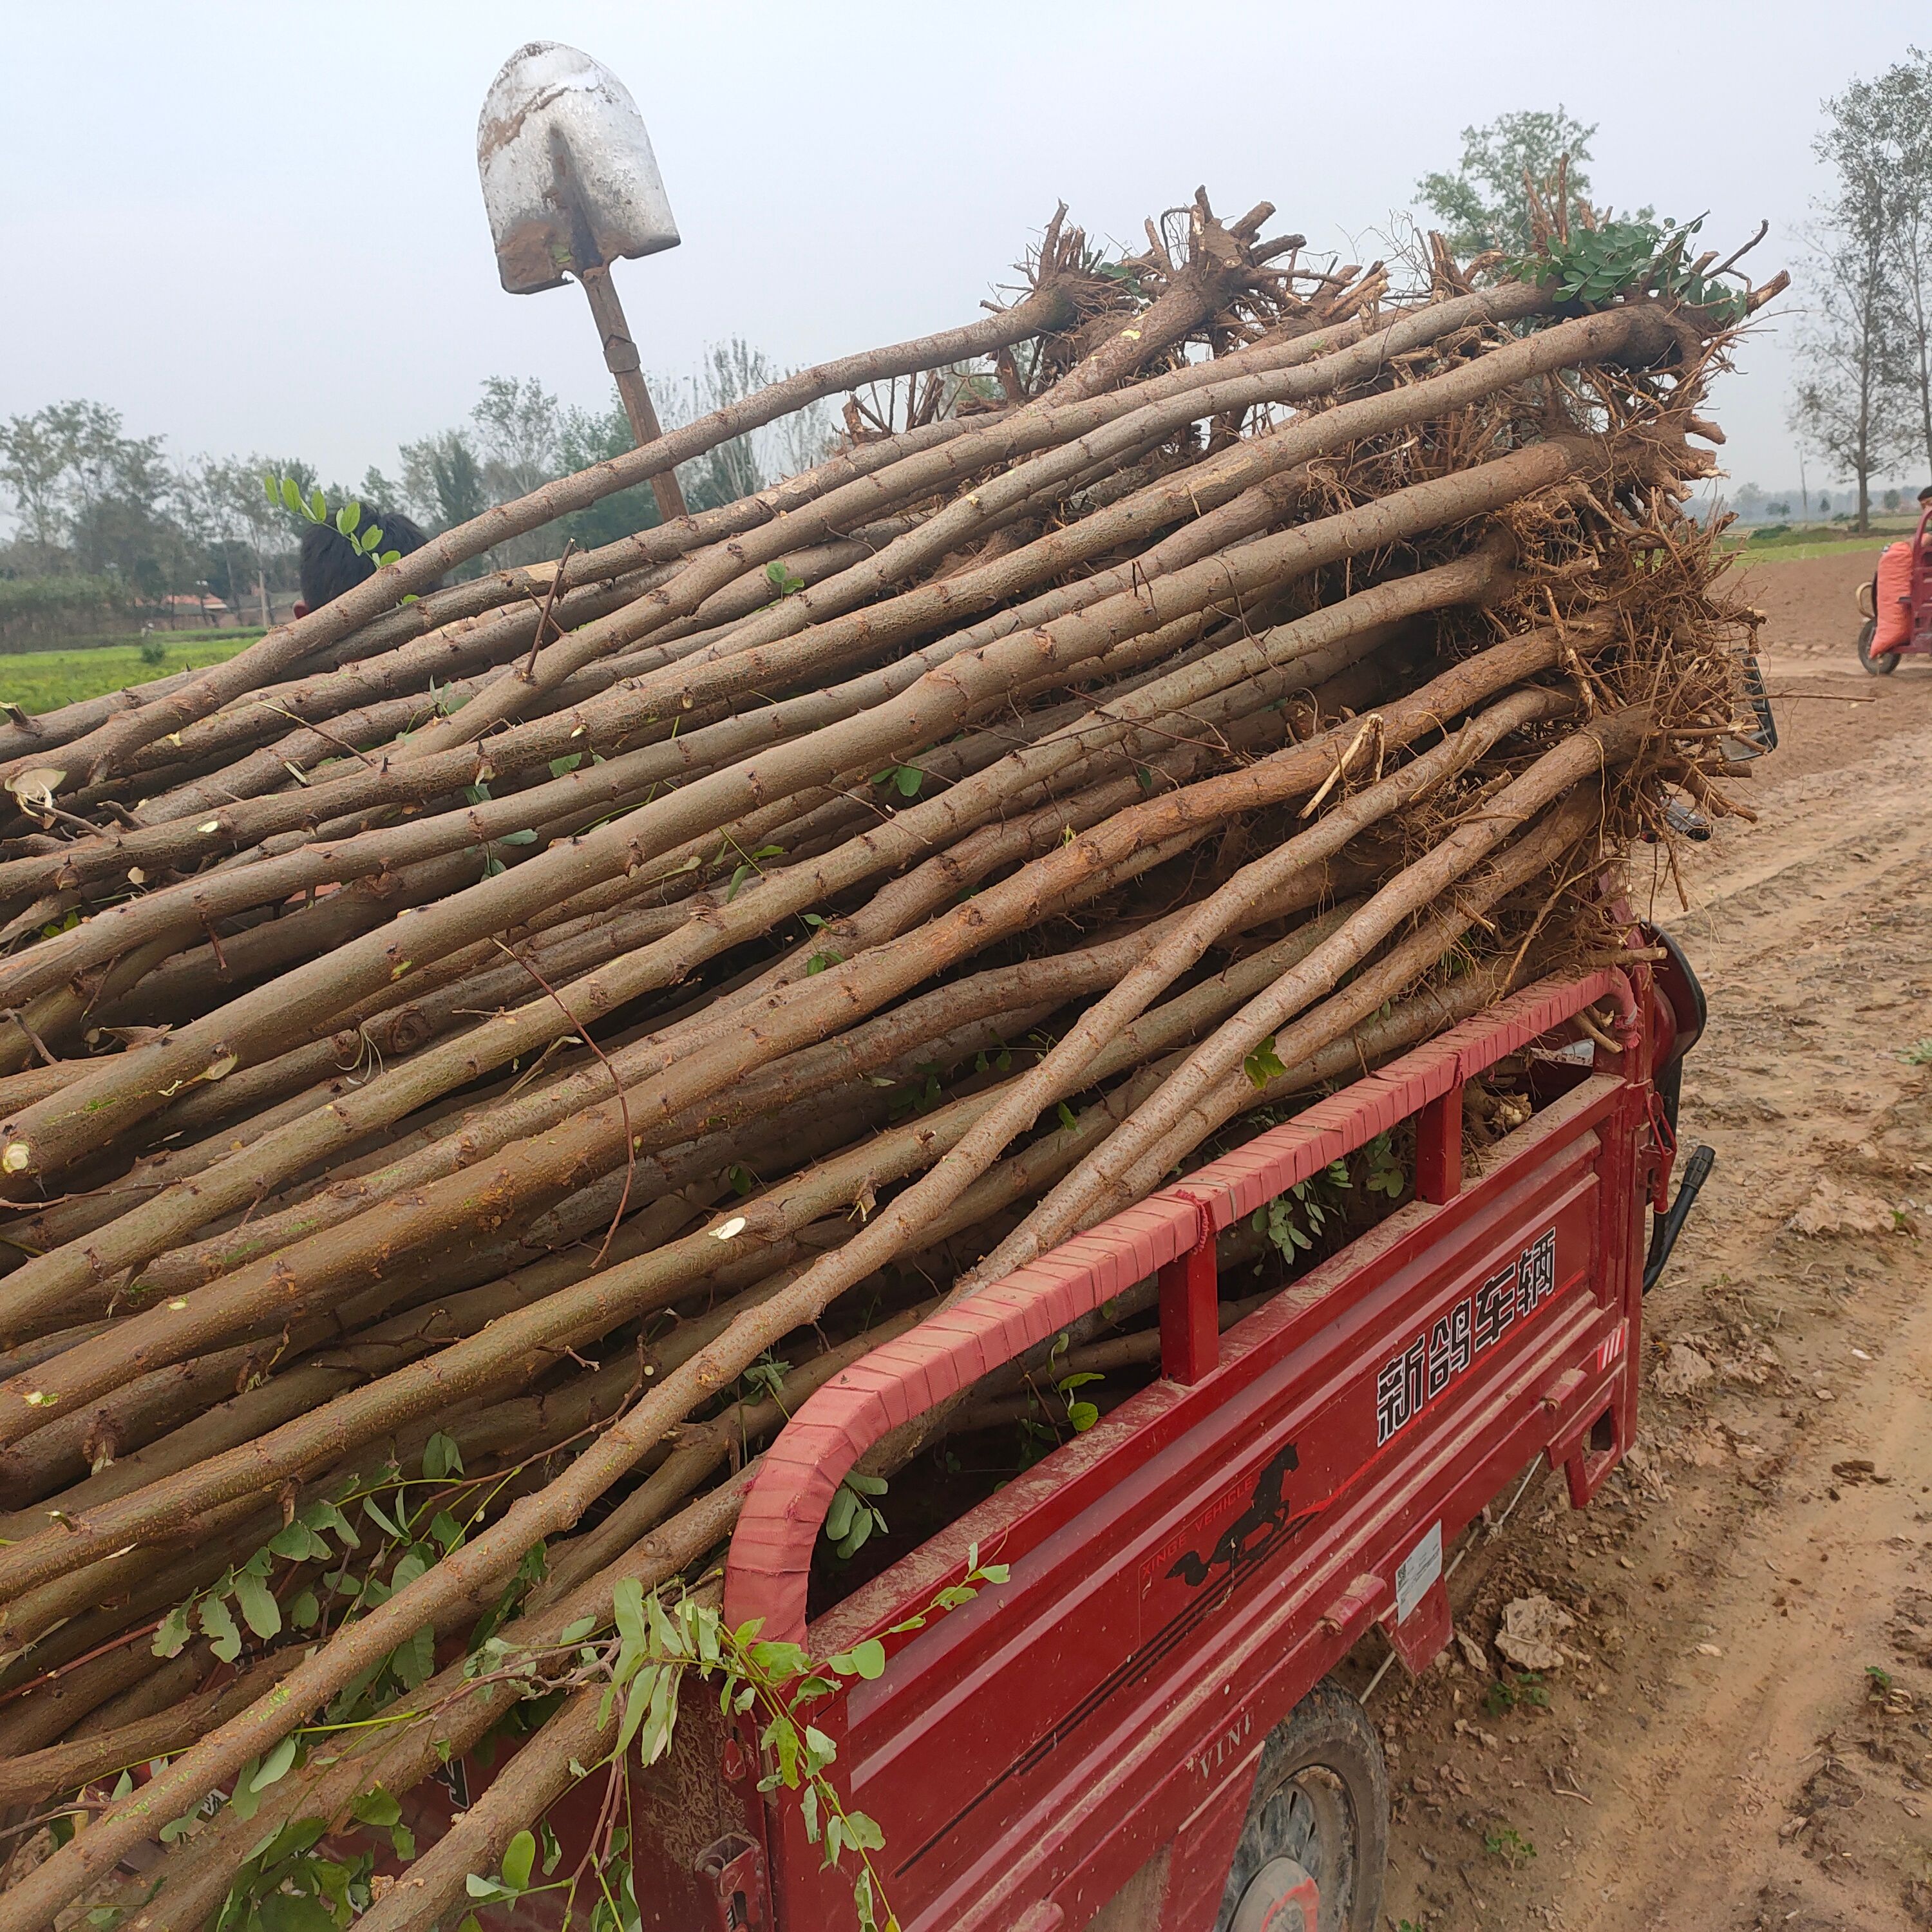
[1166,1441,1300,1589]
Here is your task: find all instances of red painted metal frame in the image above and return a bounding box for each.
[625,968,1662,1931]
[724,969,1638,1645]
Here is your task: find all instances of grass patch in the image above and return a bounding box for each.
[1720,521,1917,564]
[1723,538,1891,564]
[0,638,256,713]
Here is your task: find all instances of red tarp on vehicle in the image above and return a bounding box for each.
[1874,539,1917,652]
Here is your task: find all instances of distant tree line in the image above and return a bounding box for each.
[0,341,830,649]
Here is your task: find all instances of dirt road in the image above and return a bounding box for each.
[1372,555,1932,1931]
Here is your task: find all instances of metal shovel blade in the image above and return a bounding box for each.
[477,41,679,295]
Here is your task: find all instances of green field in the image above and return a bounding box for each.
[1725,538,1891,564]
[1719,520,1918,565]
[0,635,257,714]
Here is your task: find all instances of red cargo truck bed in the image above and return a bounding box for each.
[609,960,1691,1931]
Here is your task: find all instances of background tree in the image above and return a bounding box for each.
[1861,49,1932,482]
[0,401,203,614]
[0,410,70,564]
[1417,108,1600,257]
[553,398,660,551]
[676,339,775,508]
[184,457,305,627]
[1788,69,1913,531]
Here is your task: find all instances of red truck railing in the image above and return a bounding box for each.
[625,966,1665,1931]
[724,967,1642,1646]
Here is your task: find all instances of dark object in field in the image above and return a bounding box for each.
[296,509,434,615]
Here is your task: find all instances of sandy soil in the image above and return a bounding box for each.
[1732,549,1885,663]
[1368,553,1932,1931]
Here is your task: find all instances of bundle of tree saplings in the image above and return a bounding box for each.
[0,188,1781,1932]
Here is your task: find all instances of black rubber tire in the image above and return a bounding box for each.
[1214,1678,1388,1932]
[1857,617,1899,676]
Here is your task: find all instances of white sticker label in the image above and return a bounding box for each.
[1394,1522,1443,1624]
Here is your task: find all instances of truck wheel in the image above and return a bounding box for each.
[1215,1679,1387,1932]
[1857,618,1898,676]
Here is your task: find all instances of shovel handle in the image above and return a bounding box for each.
[579,263,688,524]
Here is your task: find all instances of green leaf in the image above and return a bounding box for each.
[825,1487,857,1543]
[612,1576,646,1648]
[1243,1038,1287,1088]
[1055,1102,1079,1133]
[497,828,539,846]
[388,1622,435,1690]
[895,764,923,798]
[279,477,304,516]
[500,1828,536,1894]
[540,1819,562,1876]
[640,1656,680,1765]
[616,1663,659,1761]
[428,1509,464,1551]
[254,1893,336,1932]
[336,502,361,536]
[361,526,384,553]
[269,1521,319,1561]
[842,1809,886,1852]
[263,474,280,505]
[232,1570,282,1640]
[1068,1400,1099,1432]
[846,1472,888,1497]
[154,1604,192,1658]
[157,1808,198,1844]
[250,1734,298,1792]
[549,754,583,777]
[200,1594,242,1663]
[422,1431,464,1481]
[350,1786,402,1828]
[308,1499,359,1549]
[645,1591,681,1657]
[831,1637,887,1680]
[805,949,842,975]
[308,487,327,524]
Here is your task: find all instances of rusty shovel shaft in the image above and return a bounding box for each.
[579,265,688,523]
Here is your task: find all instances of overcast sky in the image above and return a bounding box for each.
[4,1,1928,507]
